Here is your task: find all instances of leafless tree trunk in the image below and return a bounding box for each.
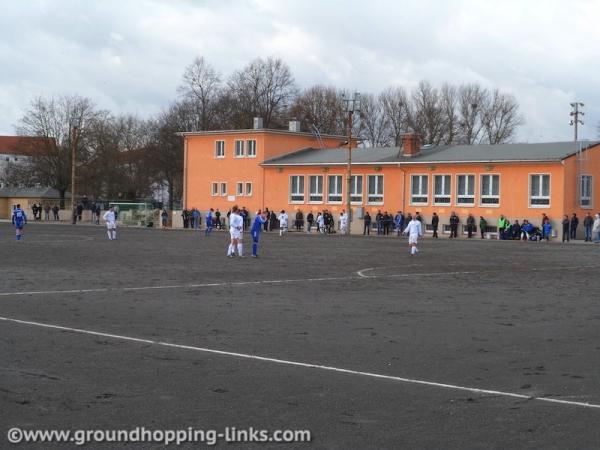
[358,93,390,147]
[379,86,409,146]
[456,84,486,144]
[480,89,523,144]
[178,57,222,131]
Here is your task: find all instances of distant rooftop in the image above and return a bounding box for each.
[177,128,347,140]
[0,187,69,199]
[261,141,600,166]
[0,136,53,155]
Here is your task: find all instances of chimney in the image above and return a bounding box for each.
[401,133,421,157]
[253,117,264,129]
[288,120,301,133]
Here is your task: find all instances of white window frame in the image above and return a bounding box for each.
[327,175,343,204]
[580,175,592,208]
[529,173,550,208]
[410,174,429,205]
[289,175,305,203]
[456,174,475,206]
[367,174,384,205]
[236,182,244,196]
[308,175,324,203]
[234,140,245,158]
[350,175,363,204]
[215,140,225,158]
[246,140,257,158]
[211,182,219,196]
[245,182,253,197]
[220,182,227,196]
[479,174,500,207]
[433,174,451,206]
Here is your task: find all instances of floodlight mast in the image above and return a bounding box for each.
[343,92,360,233]
[569,102,584,142]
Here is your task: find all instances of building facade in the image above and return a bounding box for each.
[182,125,600,235]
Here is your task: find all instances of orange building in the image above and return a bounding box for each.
[182,123,600,236]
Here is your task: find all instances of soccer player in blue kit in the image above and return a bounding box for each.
[251,210,267,258]
[12,204,27,240]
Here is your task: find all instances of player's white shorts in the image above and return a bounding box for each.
[106,221,116,229]
[230,229,242,239]
[408,234,419,245]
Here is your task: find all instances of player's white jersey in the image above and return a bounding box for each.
[103,210,116,223]
[404,219,422,237]
[278,213,288,227]
[229,213,243,231]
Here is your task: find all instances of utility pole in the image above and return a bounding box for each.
[70,123,78,216]
[570,102,584,141]
[343,92,360,234]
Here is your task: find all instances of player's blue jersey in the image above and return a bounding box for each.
[251,215,266,234]
[206,212,213,225]
[12,208,26,227]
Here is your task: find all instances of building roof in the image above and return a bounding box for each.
[0,136,53,155]
[261,141,600,166]
[0,187,69,199]
[178,128,347,140]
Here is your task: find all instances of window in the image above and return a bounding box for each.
[245,182,253,196]
[211,182,219,196]
[236,182,244,196]
[290,176,305,203]
[581,175,592,207]
[220,182,227,196]
[215,140,225,158]
[433,175,451,205]
[234,140,244,158]
[309,175,323,203]
[480,174,500,205]
[456,175,475,205]
[350,175,363,203]
[529,174,550,207]
[247,140,256,157]
[327,175,343,203]
[367,175,384,204]
[411,175,428,204]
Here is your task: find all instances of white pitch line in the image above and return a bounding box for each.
[2,315,600,410]
[0,264,598,298]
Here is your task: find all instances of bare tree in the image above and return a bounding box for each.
[227,57,297,128]
[379,86,409,146]
[480,89,523,144]
[359,93,390,147]
[410,81,445,145]
[289,85,346,135]
[439,83,458,145]
[456,84,486,144]
[178,56,222,131]
[16,95,101,206]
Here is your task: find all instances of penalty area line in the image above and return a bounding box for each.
[1,315,600,410]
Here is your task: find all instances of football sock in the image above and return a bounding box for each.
[252,243,257,256]
[237,243,243,256]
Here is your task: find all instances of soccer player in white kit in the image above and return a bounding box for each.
[339,210,348,234]
[103,206,117,240]
[403,215,422,255]
[227,205,244,257]
[278,210,288,237]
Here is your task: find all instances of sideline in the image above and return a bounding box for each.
[2,315,600,410]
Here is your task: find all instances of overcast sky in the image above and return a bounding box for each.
[1,0,599,142]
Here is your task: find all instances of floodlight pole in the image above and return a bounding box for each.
[70,123,78,214]
[569,102,584,142]
[344,93,360,234]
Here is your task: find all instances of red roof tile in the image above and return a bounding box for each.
[0,136,54,155]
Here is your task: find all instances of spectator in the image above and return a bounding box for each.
[394,211,403,236]
[570,213,579,239]
[52,204,60,220]
[306,211,314,233]
[593,214,600,243]
[241,207,249,230]
[295,210,304,231]
[317,212,325,234]
[339,210,348,234]
[562,215,570,242]
[161,210,169,229]
[510,220,521,240]
[543,218,552,242]
[95,207,100,225]
[479,216,487,239]
[583,212,594,242]
[497,215,508,240]
[182,209,190,228]
[521,220,534,241]
[192,208,201,229]
[375,210,383,235]
[44,204,51,221]
[205,209,213,235]
[449,211,459,238]
[383,211,392,235]
[263,208,270,231]
[466,213,476,238]
[431,212,439,238]
[32,203,39,221]
[269,210,277,231]
[76,203,83,222]
[215,209,222,229]
[363,211,371,235]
